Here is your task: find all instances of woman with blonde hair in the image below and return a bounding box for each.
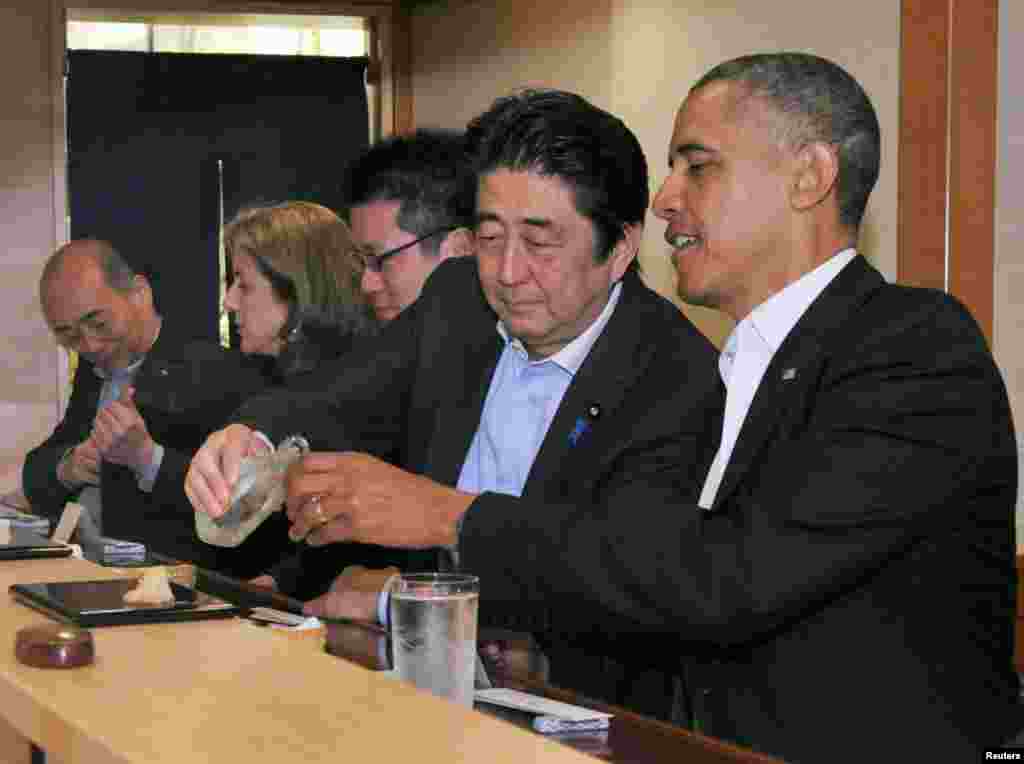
[126,201,377,578]
[192,200,380,576]
[223,200,376,379]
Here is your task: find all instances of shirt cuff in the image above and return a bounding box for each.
[136,443,165,492]
[447,504,471,570]
[377,573,400,627]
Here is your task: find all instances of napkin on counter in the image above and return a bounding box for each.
[247,607,322,631]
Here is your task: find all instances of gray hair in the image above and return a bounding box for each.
[694,52,880,230]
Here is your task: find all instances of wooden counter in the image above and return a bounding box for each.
[0,556,599,764]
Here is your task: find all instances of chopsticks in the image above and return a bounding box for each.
[148,551,386,634]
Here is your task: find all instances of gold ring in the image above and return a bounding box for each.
[309,494,329,527]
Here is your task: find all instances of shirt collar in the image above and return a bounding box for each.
[718,249,857,381]
[740,248,857,354]
[92,353,145,381]
[497,280,624,375]
[91,318,162,380]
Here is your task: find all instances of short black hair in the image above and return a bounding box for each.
[465,89,648,268]
[693,52,880,231]
[340,128,475,256]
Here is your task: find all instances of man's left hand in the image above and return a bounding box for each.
[92,386,155,471]
[284,452,475,549]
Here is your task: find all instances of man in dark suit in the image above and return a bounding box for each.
[346,128,476,324]
[186,90,724,716]
[244,128,477,595]
[236,55,1019,760]
[24,239,265,566]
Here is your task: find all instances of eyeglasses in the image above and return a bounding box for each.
[359,227,457,273]
[54,314,117,347]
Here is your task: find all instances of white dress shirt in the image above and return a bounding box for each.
[698,248,858,509]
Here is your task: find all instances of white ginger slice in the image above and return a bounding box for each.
[123,566,175,605]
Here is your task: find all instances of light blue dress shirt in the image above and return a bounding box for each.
[93,358,164,492]
[71,354,163,553]
[456,281,624,496]
[376,281,624,625]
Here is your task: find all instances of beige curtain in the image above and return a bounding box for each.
[67,19,367,58]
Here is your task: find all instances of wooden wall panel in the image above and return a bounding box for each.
[898,0,948,293]
[948,0,997,342]
[899,0,998,342]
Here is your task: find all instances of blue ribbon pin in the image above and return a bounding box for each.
[568,417,589,447]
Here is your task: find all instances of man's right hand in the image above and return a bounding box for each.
[248,575,278,591]
[184,424,269,519]
[58,438,101,487]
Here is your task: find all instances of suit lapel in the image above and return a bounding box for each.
[132,320,206,414]
[710,256,885,510]
[522,271,653,500]
[422,308,504,488]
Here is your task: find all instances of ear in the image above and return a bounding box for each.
[438,227,475,261]
[607,224,642,282]
[791,143,839,213]
[130,274,153,307]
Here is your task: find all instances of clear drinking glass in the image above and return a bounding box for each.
[390,573,479,707]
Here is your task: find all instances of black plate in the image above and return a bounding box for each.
[9,578,242,627]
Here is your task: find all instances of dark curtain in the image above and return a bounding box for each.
[67,50,369,342]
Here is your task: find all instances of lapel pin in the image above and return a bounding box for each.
[587,403,602,419]
[781,368,797,381]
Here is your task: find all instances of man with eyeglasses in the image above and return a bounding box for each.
[23,239,264,564]
[240,129,476,596]
[345,128,475,323]
[187,90,723,718]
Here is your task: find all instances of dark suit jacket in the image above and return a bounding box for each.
[459,255,1020,761]
[23,321,267,569]
[236,258,724,714]
[135,342,373,581]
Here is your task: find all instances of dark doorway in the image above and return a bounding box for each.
[67,50,369,342]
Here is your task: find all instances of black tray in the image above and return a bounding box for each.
[9,578,243,627]
[0,527,72,561]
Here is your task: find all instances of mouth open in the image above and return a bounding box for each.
[666,232,701,252]
[665,231,703,269]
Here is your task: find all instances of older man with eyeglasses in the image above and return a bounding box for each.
[24,239,265,565]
